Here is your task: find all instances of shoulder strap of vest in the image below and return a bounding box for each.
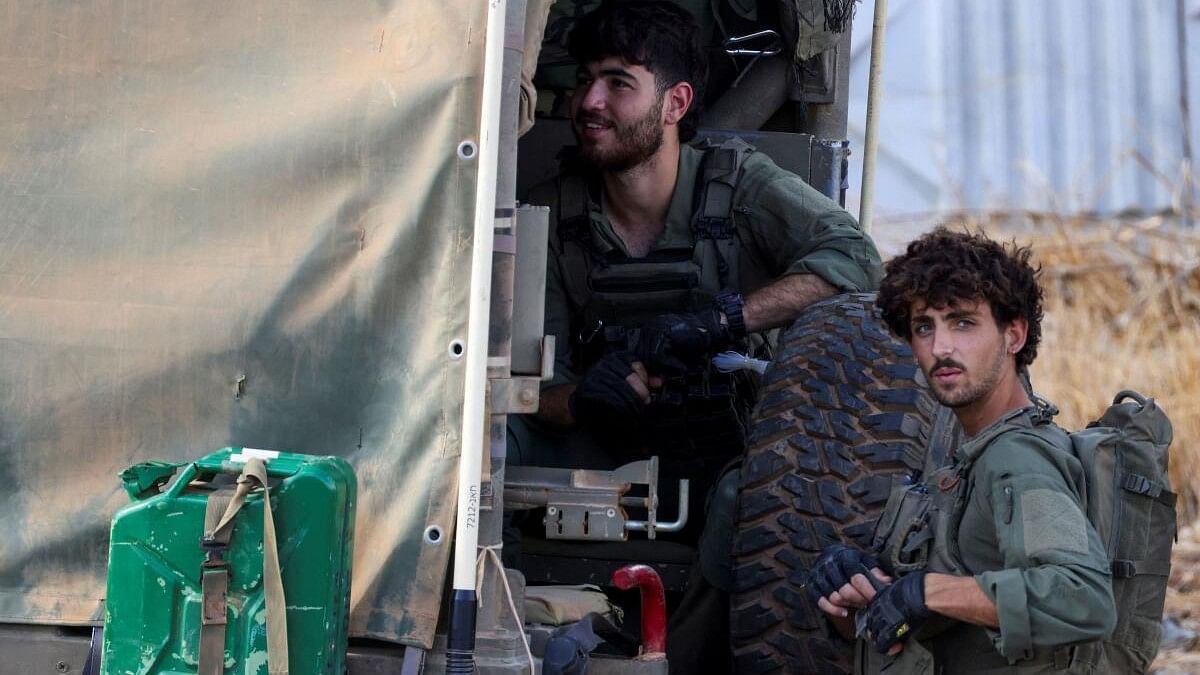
[693,141,746,236]
[556,173,598,310]
[923,405,961,475]
[692,139,753,292]
[557,173,592,243]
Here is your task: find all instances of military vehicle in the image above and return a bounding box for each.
[0,0,948,672]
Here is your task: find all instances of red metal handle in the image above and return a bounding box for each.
[612,564,667,654]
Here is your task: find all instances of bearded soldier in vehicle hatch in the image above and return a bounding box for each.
[506,0,881,669]
[808,229,1116,674]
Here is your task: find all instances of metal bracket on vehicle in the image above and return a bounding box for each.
[488,376,542,415]
[505,457,689,541]
[627,479,688,540]
[488,335,556,415]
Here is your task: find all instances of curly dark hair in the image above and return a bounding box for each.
[876,227,1045,369]
[567,0,708,142]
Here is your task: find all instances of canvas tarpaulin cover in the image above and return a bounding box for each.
[0,0,488,648]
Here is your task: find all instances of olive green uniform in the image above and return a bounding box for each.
[533,143,882,390]
[512,140,881,535]
[510,142,880,672]
[864,408,1116,674]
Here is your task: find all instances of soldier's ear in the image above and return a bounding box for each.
[661,81,693,126]
[1004,318,1028,356]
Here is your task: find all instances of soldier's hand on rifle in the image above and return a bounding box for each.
[569,351,653,428]
[859,570,930,655]
[637,308,732,375]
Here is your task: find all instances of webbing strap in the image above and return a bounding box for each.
[900,527,935,557]
[558,174,590,230]
[1111,558,1172,578]
[1120,470,1178,507]
[199,567,231,671]
[556,175,601,311]
[198,490,234,675]
[924,405,961,475]
[197,458,289,675]
[693,145,743,291]
[695,148,738,223]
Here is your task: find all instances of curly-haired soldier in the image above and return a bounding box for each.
[807,228,1115,674]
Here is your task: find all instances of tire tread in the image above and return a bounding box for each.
[731,293,938,674]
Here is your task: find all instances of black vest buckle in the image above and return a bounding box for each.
[694,216,735,240]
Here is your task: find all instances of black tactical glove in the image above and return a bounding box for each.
[805,544,883,605]
[636,308,731,375]
[569,352,646,428]
[860,570,930,654]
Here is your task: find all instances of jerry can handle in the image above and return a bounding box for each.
[125,449,304,502]
[159,463,201,500]
[120,461,190,501]
[163,458,293,500]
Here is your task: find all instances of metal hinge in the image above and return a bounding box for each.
[487,335,555,414]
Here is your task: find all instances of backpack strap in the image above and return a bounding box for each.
[692,140,751,292]
[1111,558,1172,579]
[198,458,290,675]
[1119,471,1178,507]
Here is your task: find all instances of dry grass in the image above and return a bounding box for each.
[938,212,1200,520]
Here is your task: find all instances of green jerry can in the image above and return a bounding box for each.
[101,448,356,675]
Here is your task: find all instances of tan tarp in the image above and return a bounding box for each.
[0,0,490,649]
[524,585,615,626]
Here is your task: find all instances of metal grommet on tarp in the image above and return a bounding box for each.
[456,141,478,160]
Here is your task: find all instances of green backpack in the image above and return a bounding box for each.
[1066,390,1175,673]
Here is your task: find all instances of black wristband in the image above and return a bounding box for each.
[715,292,747,340]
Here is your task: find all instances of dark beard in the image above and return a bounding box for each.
[575,99,665,172]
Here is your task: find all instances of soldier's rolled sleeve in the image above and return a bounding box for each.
[738,172,883,292]
[970,432,1116,661]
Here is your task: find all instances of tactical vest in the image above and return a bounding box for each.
[865,395,1176,674]
[862,406,1081,675]
[555,139,758,460]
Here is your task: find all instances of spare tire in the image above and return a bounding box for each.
[729,293,950,674]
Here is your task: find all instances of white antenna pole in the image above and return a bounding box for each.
[446,0,506,671]
[859,0,889,234]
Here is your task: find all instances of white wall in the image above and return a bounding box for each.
[844,0,1200,221]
